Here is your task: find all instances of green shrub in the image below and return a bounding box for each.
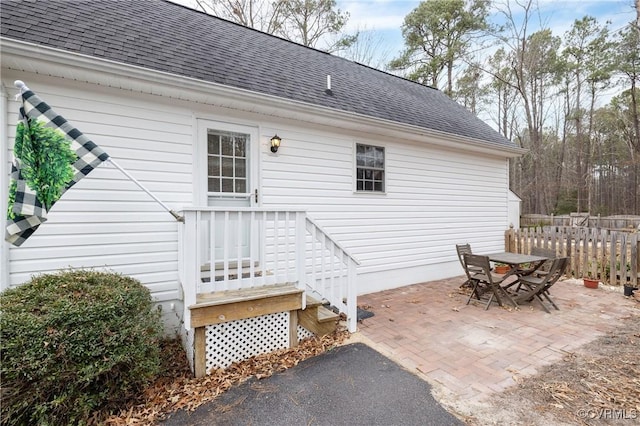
[1,270,163,425]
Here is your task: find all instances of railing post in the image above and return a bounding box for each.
[273,211,280,283]
[296,212,306,310]
[224,211,232,289]
[181,210,198,330]
[284,211,291,283]
[260,211,267,286]
[346,258,357,332]
[237,211,243,288]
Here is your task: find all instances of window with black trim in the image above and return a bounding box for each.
[356,143,385,192]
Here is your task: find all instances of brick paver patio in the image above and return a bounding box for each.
[352,276,639,419]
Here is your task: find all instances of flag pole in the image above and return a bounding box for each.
[13,80,183,223]
[106,158,184,222]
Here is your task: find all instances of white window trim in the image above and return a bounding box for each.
[353,141,387,195]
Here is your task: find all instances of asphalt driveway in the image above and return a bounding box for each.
[161,343,462,426]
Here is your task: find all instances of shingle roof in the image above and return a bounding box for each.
[1,0,514,147]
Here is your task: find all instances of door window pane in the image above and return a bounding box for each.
[208,178,220,192]
[235,159,246,178]
[207,134,220,155]
[235,179,246,193]
[234,137,246,157]
[221,178,234,192]
[208,157,220,177]
[208,130,249,194]
[222,157,234,177]
[221,135,234,156]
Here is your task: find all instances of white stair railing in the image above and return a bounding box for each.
[305,216,359,332]
[178,207,359,332]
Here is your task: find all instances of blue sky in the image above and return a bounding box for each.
[172,0,637,71]
[338,0,637,63]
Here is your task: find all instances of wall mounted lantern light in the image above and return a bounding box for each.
[270,134,281,153]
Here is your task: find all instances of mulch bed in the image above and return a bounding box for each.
[91,328,349,425]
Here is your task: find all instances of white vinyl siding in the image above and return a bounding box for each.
[261,126,509,292]
[2,74,192,309]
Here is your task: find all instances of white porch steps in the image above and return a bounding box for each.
[189,284,340,377]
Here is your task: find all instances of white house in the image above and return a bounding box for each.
[1,0,525,375]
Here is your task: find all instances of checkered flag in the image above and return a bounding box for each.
[6,89,109,246]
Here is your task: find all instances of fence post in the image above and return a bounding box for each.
[505,225,515,253]
[632,233,639,287]
[610,232,618,286]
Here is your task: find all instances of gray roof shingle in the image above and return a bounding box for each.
[1,0,514,147]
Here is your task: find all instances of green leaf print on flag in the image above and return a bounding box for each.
[13,118,77,211]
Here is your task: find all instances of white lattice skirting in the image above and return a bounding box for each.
[201,312,319,371]
[187,311,320,373]
[205,312,289,371]
[297,324,315,342]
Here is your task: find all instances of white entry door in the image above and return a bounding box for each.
[197,120,259,261]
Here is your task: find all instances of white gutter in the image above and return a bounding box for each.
[0,38,528,158]
[0,81,10,290]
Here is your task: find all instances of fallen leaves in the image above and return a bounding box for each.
[92,329,350,425]
[498,314,640,424]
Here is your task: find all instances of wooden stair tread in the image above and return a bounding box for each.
[317,305,339,323]
[305,295,324,308]
[305,296,339,322]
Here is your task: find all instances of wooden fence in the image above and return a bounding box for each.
[505,226,639,286]
[520,214,640,230]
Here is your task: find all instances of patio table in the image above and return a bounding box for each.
[486,252,550,288]
[487,252,548,266]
